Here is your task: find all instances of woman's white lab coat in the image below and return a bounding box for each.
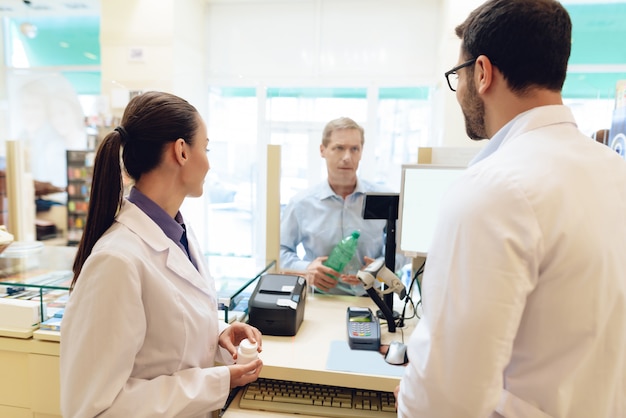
[60,201,232,418]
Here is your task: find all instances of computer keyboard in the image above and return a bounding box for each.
[239,377,396,417]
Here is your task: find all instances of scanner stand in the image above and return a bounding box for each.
[362,193,400,332]
[365,286,397,333]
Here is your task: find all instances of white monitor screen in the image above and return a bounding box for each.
[398,164,465,257]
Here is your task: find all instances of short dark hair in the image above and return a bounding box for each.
[455,0,572,93]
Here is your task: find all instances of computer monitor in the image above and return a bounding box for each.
[398,164,466,257]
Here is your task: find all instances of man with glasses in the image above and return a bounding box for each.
[396,1,626,417]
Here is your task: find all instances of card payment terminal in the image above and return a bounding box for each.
[346,306,381,351]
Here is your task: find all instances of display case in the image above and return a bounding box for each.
[0,244,275,335]
[0,244,73,418]
[0,243,73,339]
[66,150,95,246]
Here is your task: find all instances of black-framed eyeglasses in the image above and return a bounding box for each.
[444,58,477,92]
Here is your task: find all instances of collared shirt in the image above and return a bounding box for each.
[127,187,197,269]
[469,112,516,165]
[398,105,626,417]
[280,178,406,296]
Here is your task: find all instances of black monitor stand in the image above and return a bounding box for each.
[362,193,400,333]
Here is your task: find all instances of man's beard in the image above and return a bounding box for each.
[461,78,488,140]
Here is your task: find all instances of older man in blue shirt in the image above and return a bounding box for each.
[280,117,403,296]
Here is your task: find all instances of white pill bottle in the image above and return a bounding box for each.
[236,338,259,365]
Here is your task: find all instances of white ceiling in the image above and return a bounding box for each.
[0,0,99,17]
[0,0,622,18]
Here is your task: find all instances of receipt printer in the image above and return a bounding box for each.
[248,273,306,336]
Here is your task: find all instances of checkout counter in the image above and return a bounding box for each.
[0,245,418,418]
[224,290,417,417]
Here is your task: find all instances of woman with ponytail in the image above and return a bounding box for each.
[60,91,263,418]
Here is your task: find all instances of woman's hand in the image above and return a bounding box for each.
[219,322,263,360]
[228,359,264,388]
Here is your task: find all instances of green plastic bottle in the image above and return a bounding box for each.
[323,231,361,277]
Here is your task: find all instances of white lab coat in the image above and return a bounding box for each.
[60,201,232,418]
[398,106,626,418]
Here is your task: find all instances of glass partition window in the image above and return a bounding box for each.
[201,86,435,259]
[200,89,259,257]
[267,87,434,197]
[267,90,368,207]
[375,88,433,190]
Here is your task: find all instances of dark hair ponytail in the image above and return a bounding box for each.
[71,132,124,289]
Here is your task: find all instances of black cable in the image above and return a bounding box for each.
[397,259,425,327]
[412,261,425,319]
[414,260,425,296]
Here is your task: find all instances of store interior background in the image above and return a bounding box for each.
[0,0,624,263]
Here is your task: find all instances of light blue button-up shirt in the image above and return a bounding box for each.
[280,178,405,295]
